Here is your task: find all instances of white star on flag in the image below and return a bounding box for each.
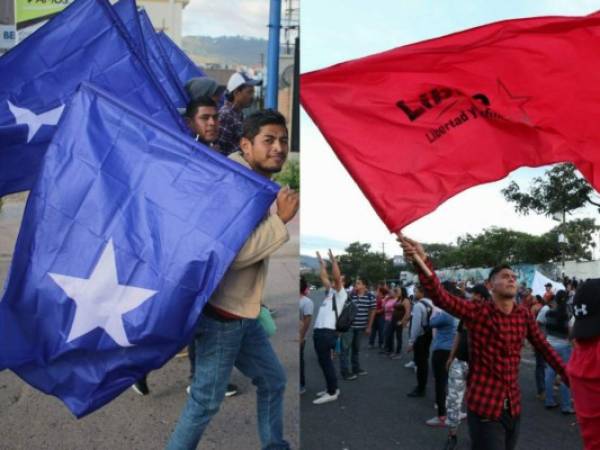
[49,239,157,347]
[7,100,65,143]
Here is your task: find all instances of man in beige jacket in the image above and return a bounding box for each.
[166,109,299,450]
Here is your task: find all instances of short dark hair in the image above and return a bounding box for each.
[185,96,217,119]
[242,109,287,142]
[487,264,513,282]
[300,276,307,294]
[472,284,491,300]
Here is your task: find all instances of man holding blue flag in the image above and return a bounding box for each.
[165,109,298,450]
[0,82,281,419]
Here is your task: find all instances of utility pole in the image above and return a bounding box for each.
[266,0,281,109]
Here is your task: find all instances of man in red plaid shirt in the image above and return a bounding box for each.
[399,235,568,450]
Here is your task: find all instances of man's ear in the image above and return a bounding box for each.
[240,137,252,157]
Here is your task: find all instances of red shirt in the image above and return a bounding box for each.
[419,261,567,420]
[567,337,600,450]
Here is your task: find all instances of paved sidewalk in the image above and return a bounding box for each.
[0,196,299,450]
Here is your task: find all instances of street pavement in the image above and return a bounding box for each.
[301,291,584,450]
[0,194,299,450]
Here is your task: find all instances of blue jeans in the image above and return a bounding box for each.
[313,329,338,394]
[165,315,289,450]
[544,341,572,411]
[339,328,363,375]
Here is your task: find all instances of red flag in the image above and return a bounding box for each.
[301,14,600,232]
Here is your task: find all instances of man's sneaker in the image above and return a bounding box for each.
[561,408,575,415]
[316,389,339,398]
[300,386,306,395]
[426,416,447,427]
[545,403,559,410]
[132,378,150,396]
[356,369,368,376]
[459,411,467,421]
[225,383,238,397]
[313,390,339,405]
[404,360,416,369]
[186,385,191,395]
[444,435,458,450]
[406,388,425,397]
[342,373,358,381]
[390,354,402,360]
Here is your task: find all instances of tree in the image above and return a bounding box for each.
[338,241,396,287]
[501,163,600,219]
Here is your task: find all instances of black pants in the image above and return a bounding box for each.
[467,409,521,450]
[313,329,338,395]
[300,341,306,388]
[432,349,450,417]
[384,321,403,353]
[414,331,432,392]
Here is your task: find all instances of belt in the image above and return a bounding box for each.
[202,303,239,322]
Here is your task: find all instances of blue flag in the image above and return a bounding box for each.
[156,30,206,87]
[138,8,189,108]
[0,0,185,197]
[0,82,279,417]
[113,0,148,60]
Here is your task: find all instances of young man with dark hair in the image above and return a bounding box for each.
[166,109,298,450]
[216,71,262,156]
[184,96,220,147]
[399,235,568,450]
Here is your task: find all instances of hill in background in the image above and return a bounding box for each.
[182,35,267,67]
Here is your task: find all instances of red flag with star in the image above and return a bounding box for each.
[301,14,600,232]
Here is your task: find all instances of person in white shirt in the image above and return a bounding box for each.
[300,277,314,394]
[312,250,347,405]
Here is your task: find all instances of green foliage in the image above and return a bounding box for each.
[338,242,397,287]
[273,158,299,191]
[422,221,599,269]
[502,163,600,216]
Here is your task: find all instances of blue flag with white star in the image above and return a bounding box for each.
[0,82,279,418]
[0,0,185,197]
[156,30,206,87]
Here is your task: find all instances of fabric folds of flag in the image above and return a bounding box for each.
[0,0,185,197]
[0,82,279,418]
[137,8,189,108]
[301,14,600,232]
[156,30,206,87]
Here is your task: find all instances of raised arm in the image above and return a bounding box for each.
[398,235,477,321]
[316,251,331,291]
[329,249,343,292]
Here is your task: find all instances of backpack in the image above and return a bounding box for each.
[332,291,357,333]
[419,300,433,333]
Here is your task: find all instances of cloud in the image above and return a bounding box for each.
[182,0,269,38]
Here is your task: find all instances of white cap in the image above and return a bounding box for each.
[227,72,262,93]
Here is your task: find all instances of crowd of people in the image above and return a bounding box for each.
[300,241,600,450]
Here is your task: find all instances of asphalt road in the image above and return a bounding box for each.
[0,195,299,450]
[300,291,584,450]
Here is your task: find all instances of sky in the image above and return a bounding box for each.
[182,0,269,38]
[300,0,600,258]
